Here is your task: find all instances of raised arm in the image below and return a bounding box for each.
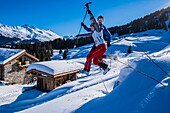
[81,22,92,32]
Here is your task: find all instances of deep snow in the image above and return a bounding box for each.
[0,29,170,113]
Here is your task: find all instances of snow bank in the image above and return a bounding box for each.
[0,29,170,113]
[75,59,170,113]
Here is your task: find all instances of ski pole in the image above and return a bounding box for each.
[100,77,109,94]
[77,2,91,35]
[84,2,100,32]
[78,10,87,35]
[115,59,166,87]
[137,45,170,77]
[144,51,170,77]
[74,6,88,48]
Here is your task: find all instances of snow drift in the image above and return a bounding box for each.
[0,29,169,113]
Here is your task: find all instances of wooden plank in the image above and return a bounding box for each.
[27,68,82,92]
[26,69,54,78]
[24,52,39,61]
[53,69,82,78]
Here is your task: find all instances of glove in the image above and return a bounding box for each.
[87,9,92,15]
[107,42,111,47]
[81,22,85,27]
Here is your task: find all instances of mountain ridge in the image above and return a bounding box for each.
[108,6,170,36]
[0,23,62,42]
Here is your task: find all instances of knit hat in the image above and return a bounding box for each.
[98,15,104,20]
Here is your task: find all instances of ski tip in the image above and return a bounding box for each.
[103,68,111,75]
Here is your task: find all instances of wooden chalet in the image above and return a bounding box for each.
[26,60,84,92]
[0,48,39,84]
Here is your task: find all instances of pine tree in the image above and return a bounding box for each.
[46,50,51,61]
[51,49,53,56]
[127,45,132,53]
[41,52,46,61]
[63,48,68,59]
[162,22,168,31]
[59,49,62,54]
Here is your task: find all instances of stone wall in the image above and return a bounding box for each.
[3,55,37,84]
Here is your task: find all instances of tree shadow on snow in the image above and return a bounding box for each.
[0,84,78,112]
[0,86,44,112]
[0,75,109,113]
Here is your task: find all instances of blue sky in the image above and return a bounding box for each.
[0,0,169,36]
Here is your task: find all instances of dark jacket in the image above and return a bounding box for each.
[83,24,111,46]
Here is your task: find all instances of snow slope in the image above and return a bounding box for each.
[0,29,170,113]
[0,24,62,42]
[75,29,170,113]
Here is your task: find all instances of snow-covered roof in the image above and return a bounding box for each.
[26,60,84,76]
[0,48,25,65]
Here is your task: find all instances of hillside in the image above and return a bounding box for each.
[108,6,170,36]
[75,29,170,113]
[0,29,169,113]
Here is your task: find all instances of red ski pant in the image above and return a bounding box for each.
[84,44,106,71]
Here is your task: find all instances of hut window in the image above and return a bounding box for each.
[8,63,18,73]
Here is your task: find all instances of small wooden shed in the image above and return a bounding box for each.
[26,60,84,92]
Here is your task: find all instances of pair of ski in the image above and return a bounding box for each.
[79,54,116,76]
[79,67,111,76]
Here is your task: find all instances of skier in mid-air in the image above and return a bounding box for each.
[78,2,112,75]
[80,15,111,75]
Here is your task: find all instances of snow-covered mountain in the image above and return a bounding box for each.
[63,35,75,39]
[0,24,62,42]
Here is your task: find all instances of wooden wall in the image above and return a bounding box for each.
[35,72,78,92]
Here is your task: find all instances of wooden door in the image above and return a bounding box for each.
[37,77,43,90]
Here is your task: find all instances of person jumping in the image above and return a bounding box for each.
[80,22,110,75]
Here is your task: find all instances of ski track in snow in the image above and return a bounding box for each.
[133,88,156,113]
